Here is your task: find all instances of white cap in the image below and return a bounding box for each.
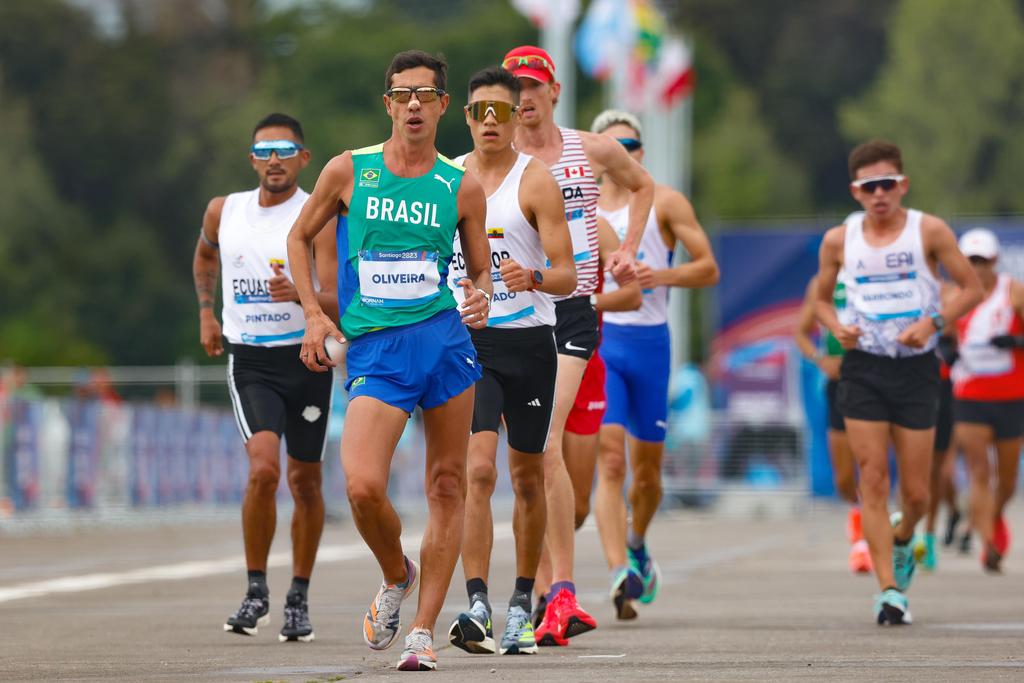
[959,228,999,259]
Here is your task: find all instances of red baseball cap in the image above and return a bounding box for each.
[502,45,556,83]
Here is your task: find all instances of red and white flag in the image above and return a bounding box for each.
[564,166,586,179]
[510,0,579,29]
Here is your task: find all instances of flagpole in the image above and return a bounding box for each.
[543,18,575,128]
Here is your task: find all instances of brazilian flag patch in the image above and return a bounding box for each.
[359,168,381,188]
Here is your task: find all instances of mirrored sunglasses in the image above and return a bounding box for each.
[386,86,446,104]
[465,100,518,123]
[502,54,555,78]
[251,140,303,160]
[617,137,643,152]
[851,174,905,193]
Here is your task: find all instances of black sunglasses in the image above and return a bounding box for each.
[617,137,643,152]
[968,255,993,265]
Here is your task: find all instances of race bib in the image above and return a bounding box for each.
[358,250,441,308]
[566,208,592,263]
[960,342,1013,377]
[854,273,921,321]
[488,271,535,326]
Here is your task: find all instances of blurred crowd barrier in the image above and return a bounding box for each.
[0,361,812,525]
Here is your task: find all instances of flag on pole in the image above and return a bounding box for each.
[510,0,580,29]
[574,0,694,109]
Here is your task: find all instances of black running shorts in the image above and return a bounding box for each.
[469,325,557,454]
[837,350,940,430]
[227,342,334,462]
[934,379,954,451]
[954,398,1024,440]
[826,379,845,432]
[554,296,599,360]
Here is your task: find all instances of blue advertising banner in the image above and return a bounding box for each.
[712,218,1024,495]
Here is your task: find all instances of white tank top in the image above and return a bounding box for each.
[449,153,555,328]
[550,127,601,299]
[598,204,671,326]
[843,209,940,357]
[219,187,312,346]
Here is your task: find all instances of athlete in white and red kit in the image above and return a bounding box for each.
[950,228,1024,574]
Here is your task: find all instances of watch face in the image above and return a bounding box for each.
[533,270,543,284]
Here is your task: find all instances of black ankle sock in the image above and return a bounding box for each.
[247,570,268,597]
[510,589,532,613]
[467,577,488,601]
[514,576,535,595]
[289,576,310,599]
[893,535,912,546]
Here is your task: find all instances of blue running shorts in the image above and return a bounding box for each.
[601,322,670,442]
[345,309,482,413]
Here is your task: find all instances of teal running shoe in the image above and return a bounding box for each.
[447,598,495,654]
[875,588,912,625]
[610,567,642,620]
[921,533,937,571]
[499,605,537,655]
[627,545,661,605]
[891,513,917,591]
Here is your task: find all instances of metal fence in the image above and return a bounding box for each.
[0,364,812,530]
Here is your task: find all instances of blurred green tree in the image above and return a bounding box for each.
[840,0,1024,217]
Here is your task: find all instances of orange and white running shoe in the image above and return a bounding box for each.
[849,538,873,574]
[396,627,437,671]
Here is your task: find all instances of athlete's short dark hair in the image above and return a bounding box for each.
[385,50,448,91]
[848,139,902,179]
[253,113,304,142]
[467,66,521,104]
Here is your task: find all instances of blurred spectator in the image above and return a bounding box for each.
[74,368,123,405]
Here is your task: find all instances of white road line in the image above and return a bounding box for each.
[0,523,515,605]
[578,654,627,659]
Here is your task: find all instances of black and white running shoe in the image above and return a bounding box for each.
[224,590,270,636]
[279,591,315,642]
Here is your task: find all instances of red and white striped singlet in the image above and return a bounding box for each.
[549,127,601,299]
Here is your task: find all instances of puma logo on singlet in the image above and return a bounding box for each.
[434,174,455,194]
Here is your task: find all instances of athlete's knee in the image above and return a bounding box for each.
[247,458,280,494]
[510,464,543,502]
[288,466,322,505]
[857,466,888,501]
[346,478,387,513]
[426,469,465,507]
[598,447,627,483]
[467,459,498,496]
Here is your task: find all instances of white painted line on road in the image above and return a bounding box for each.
[928,622,1024,631]
[577,654,626,659]
[0,523,514,605]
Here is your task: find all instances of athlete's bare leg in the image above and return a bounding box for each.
[508,449,547,578]
[994,437,1021,519]
[959,422,996,545]
[242,431,282,572]
[891,425,934,539]
[845,418,897,590]
[410,386,474,632]
[461,431,500,584]
[627,436,665,539]
[539,354,588,590]
[341,397,410,584]
[596,424,629,569]
[286,457,324,578]
[564,430,599,529]
[828,429,858,504]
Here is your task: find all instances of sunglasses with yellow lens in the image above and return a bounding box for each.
[465,100,518,123]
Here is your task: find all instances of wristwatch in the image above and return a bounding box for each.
[929,312,945,332]
[529,269,544,291]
